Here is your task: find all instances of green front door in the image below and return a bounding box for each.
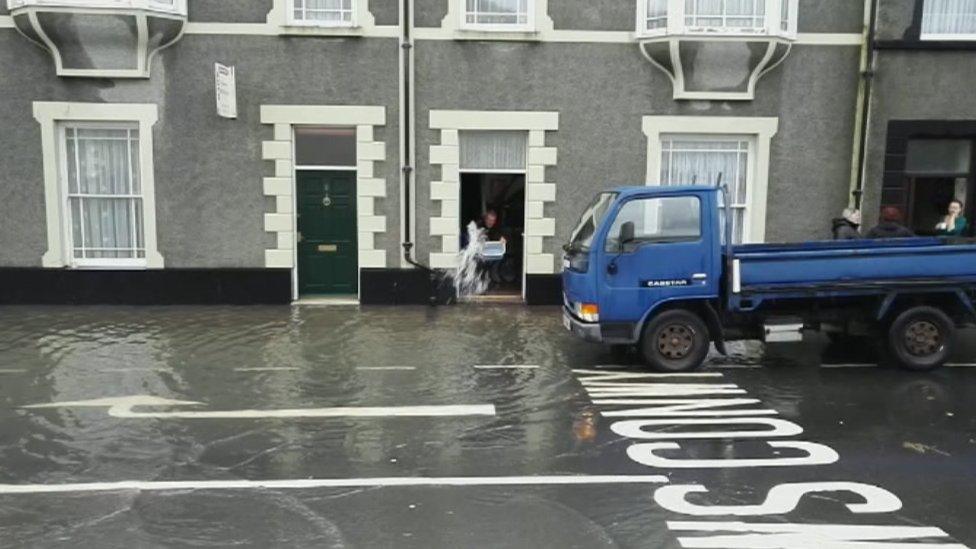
[297,171,358,295]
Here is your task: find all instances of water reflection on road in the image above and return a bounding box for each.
[0,305,973,548]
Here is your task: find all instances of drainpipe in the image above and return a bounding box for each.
[399,0,427,271]
[849,0,880,210]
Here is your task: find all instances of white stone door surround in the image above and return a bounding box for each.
[260,105,389,300]
[428,110,559,279]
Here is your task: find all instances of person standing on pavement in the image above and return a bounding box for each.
[866,206,915,239]
[832,208,862,240]
[935,199,968,236]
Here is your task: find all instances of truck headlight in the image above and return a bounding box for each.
[575,303,600,323]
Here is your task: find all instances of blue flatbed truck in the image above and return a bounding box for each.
[561,186,976,371]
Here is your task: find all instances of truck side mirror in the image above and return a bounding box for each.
[619,222,636,252]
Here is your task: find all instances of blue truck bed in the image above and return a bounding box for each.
[733,237,976,298]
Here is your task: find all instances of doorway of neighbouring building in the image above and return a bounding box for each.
[459,173,526,297]
[457,130,528,299]
[904,139,974,236]
[294,127,359,297]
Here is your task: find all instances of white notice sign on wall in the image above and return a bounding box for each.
[214,63,237,119]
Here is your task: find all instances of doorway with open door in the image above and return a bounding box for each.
[457,131,528,301]
[903,139,974,237]
[294,127,359,298]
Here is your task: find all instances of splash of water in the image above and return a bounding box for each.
[454,221,490,297]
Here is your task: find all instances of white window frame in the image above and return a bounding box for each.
[7,0,187,16]
[459,0,534,32]
[286,0,357,28]
[643,116,778,244]
[659,135,754,243]
[59,122,148,268]
[34,102,164,270]
[920,0,976,41]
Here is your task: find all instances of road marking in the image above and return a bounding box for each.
[574,369,724,378]
[355,366,417,371]
[474,365,540,370]
[0,475,670,495]
[0,369,27,374]
[234,367,300,372]
[22,396,496,419]
[946,363,976,368]
[820,363,878,369]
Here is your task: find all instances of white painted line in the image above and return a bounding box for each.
[0,475,670,495]
[235,367,300,372]
[820,363,878,369]
[355,366,417,371]
[96,368,165,373]
[474,365,540,370]
[946,363,976,368]
[23,396,496,419]
[573,369,724,378]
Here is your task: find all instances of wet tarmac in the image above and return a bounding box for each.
[0,305,974,548]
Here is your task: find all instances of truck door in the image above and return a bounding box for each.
[597,194,717,326]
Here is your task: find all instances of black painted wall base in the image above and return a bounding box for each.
[525,274,563,306]
[0,268,291,305]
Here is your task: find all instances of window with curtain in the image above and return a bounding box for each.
[922,0,976,37]
[291,0,354,25]
[63,126,145,263]
[660,136,751,243]
[459,131,528,171]
[463,0,530,28]
[646,0,668,31]
[685,0,766,31]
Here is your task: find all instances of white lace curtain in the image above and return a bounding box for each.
[660,138,750,243]
[65,127,144,259]
[922,0,976,35]
[459,131,527,171]
[685,0,766,28]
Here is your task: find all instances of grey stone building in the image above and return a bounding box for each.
[861,0,976,236]
[0,0,936,306]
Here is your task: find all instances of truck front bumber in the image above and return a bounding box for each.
[562,265,638,344]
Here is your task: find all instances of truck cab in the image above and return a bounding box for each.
[563,187,722,355]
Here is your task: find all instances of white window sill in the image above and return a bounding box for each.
[69,261,148,270]
[919,34,976,41]
[454,27,541,41]
[636,28,796,41]
[279,23,364,36]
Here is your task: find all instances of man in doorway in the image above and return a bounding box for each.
[866,206,916,239]
[480,209,508,245]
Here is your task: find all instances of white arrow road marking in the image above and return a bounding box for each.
[0,475,670,495]
[22,396,496,419]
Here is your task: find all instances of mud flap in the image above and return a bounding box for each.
[702,302,728,356]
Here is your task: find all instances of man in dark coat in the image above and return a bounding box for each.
[866,206,915,239]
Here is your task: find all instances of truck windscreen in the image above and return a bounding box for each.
[568,192,617,251]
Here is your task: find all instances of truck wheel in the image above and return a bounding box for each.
[640,309,710,372]
[887,306,955,371]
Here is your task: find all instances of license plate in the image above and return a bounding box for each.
[562,313,572,331]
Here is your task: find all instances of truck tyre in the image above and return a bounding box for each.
[640,309,710,372]
[887,306,955,371]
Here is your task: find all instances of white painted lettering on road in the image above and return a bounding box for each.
[610,418,803,440]
[654,482,903,516]
[23,396,496,419]
[598,398,777,417]
[667,522,966,548]
[0,475,670,495]
[628,441,839,469]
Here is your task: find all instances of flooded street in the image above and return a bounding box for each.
[0,305,974,548]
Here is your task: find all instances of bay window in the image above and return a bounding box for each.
[638,0,797,38]
[922,0,976,39]
[462,0,532,31]
[290,0,355,26]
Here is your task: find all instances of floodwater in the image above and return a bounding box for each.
[0,305,974,548]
